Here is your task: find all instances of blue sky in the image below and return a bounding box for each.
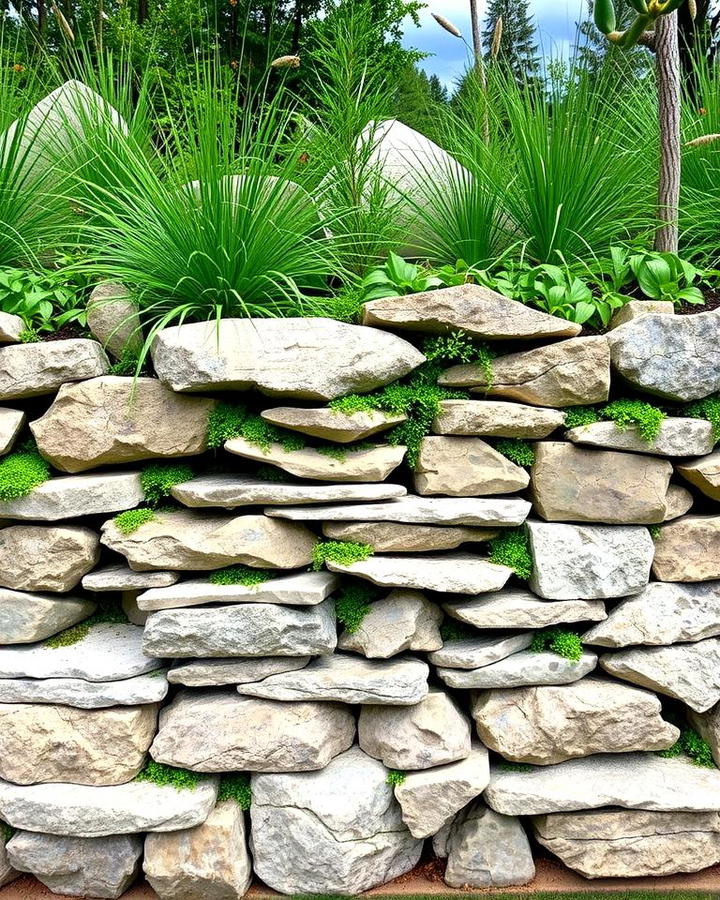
[402,0,590,90]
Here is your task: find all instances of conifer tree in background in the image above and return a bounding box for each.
[481,0,540,82]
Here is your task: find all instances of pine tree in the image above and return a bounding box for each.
[481,0,539,83]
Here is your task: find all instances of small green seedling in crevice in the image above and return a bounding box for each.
[386,769,406,787]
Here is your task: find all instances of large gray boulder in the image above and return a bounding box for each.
[0,524,99,592]
[0,588,94,644]
[151,318,424,399]
[0,340,108,401]
[0,472,144,521]
[250,747,422,894]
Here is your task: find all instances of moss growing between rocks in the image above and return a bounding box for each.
[134,760,206,790]
[658,727,715,768]
[685,396,720,444]
[334,583,377,633]
[18,328,39,343]
[0,443,50,501]
[114,507,156,534]
[495,438,535,467]
[500,761,535,773]
[207,402,247,449]
[530,627,583,662]
[206,401,305,453]
[141,463,194,508]
[648,525,662,540]
[439,619,478,643]
[209,565,274,587]
[254,463,292,483]
[1,822,14,841]
[489,528,533,580]
[563,406,600,429]
[311,540,374,572]
[316,441,373,462]
[44,601,128,649]
[386,769,406,787]
[602,399,665,443]
[423,330,495,386]
[217,773,252,809]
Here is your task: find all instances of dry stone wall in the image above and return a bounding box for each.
[2,288,720,895]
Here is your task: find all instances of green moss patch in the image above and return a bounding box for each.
[134,761,207,790]
[207,402,304,452]
[217,773,252,809]
[685,395,720,443]
[334,583,378,633]
[530,627,583,661]
[141,462,194,507]
[0,444,50,501]
[44,601,128,649]
[113,507,156,534]
[500,761,535,773]
[439,619,477,643]
[602,398,665,443]
[495,438,535,467]
[311,540,374,572]
[385,769,406,786]
[209,565,275,586]
[658,727,716,768]
[316,441,373,462]
[563,406,600,429]
[489,528,533,580]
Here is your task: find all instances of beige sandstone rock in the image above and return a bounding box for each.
[260,406,406,442]
[414,436,529,496]
[322,521,497,552]
[0,589,95,644]
[31,377,215,473]
[0,525,99,592]
[338,589,442,658]
[0,703,158,785]
[652,515,720,582]
[443,590,607,629]
[677,451,720,501]
[0,340,109,400]
[0,312,24,344]
[0,408,25,455]
[664,484,693,521]
[608,300,674,328]
[0,472,145,522]
[86,284,143,359]
[433,399,565,438]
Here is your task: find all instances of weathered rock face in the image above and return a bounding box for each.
[7,830,143,899]
[250,747,423,895]
[0,472,145,522]
[261,406,406,442]
[433,399,565,438]
[337,589,442,658]
[584,582,720,647]
[652,515,720,582]
[144,800,252,900]
[566,418,715,457]
[151,318,424,399]
[359,690,471,769]
[143,600,337,659]
[101,510,316,571]
[533,809,720,879]
[0,672,168,709]
[443,589,607,629]
[394,744,490,839]
[0,407,25,455]
[607,309,720,401]
[31,377,215,472]
[150,690,354,772]
[690,705,720,769]
[238,654,429,705]
[86,283,143,359]
[472,678,679,765]
[82,565,179,593]
[0,778,219,837]
[663,484,694,521]
[429,633,533,670]
[322,521,497,553]
[600,638,720,713]
[439,337,610,408]
[0,589,95,644]
[438,650,597,690]
[225,437,406,482]
[0,703,158,785]
[0,831,18,889]
[530,442,672,524]
[444,801,535,889]
[362,283,581,340]
[0,525,100,592]
[609,300,675,328]
[167,657,311,687]
[528,521,655,599]
[0,340,109,400]
[0,312,24,344]
[414,436,529,496]
[677,451,720,500]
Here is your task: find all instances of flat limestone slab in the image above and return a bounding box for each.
[322,521,498,553]
[442,590,607,630]
[429,633,534,670]
[566,419,715,457]
[82,565,180,593]
[433,400,565,438]
[437,650,597,689]
[0,777,218,837]
[0,672,169,708]
[237,654,429,705]
[484,753,720,815]
[0,624,160,682]
[326,554,513,595]
[137,572,339,611]
[0,589,95,644]
[0,472,144,521]
[168,657,311,687]
[171,474,407,507]
[266,496,531,526]
[260,406,406,442]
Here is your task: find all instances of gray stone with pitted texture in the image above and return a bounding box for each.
[438,650,597,690]
[0,472,145,521]
[171,474,407,507]
[0,777,218,837]
[143,599,337,659]
[83,565,179,593]
[7,830,143,899]
[677,451,720,501]
[237,653,428,705]
[584,582,720,648]
[433,399,565,438]
[87,283,143,359]
[138,572,338,611]
[30,377,215,473]
[474,678,678,766]
[265,495,532,526]
[359,689,470,769]
[168,657,310,687]
[150,689,354,772]
[327,553,513,595]
[528,521,655,599]
[0,407,24,455]
[566,418,715,457]
[0,672,168,709]
[439,337,610,408]
[250,747,423,895]
[600,638,720,713]
[361,283,581,340]
[531,442,672,525]
[429,633,533,670]
[338,589,442,658]
[444,801,535,889]
[484,753,720,816]
[0,589,95,644]
[101,510,316,571]
[322,521,497,553]
[0,623,160,682]
[0,339,109,401]
[261,406,406,442]
[652,515,720,582]
[0,524,99,592]
[414,436,529,497]
[607,309,720,401]
[0,312,24,343]
[443,589,607,630]
[152,318,424,399]
[394,744,490,839]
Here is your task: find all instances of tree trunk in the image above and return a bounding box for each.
[654,11,681,253]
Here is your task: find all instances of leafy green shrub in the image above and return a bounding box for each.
[141,463,194,508]
[495,439,535,467]
[0,267,87,334]
[629,251,705,305]
[0,443,50,501]
[386,769,406,786]
[489,528,533,580]
[44,601,128,649]
[685,396,720,444]
[659,727,716,768]
[530,627,583,661]
[439,619,477,643]
[563,406,600,429]
[334,583,377,633]
[134,761,206,790]
[602,399,665,443]
[209,565,274,587]
[217,774,252,809]
[113,508,156,534]
[311,541,374,572]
